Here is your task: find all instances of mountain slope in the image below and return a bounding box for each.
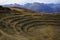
[23,3,60,13]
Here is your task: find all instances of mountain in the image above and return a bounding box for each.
[1,3,60,13]
[23,2,60,13]
[2,3,24,8]
[53,4,60,12]
[26,2,53,12]
[23,3,32,8]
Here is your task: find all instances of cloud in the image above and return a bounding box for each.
[0,0,59,5]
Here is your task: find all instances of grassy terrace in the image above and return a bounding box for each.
[0,6,60,40]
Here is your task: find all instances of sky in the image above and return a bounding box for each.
[0,0,60,5]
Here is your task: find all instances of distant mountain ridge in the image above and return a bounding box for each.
[23,2,60,13]
[1,2,60,13]
[2,3,24,8]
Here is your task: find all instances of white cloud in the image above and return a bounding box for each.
[0,0,59,5]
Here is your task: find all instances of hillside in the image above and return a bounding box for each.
[0,6,60,40]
